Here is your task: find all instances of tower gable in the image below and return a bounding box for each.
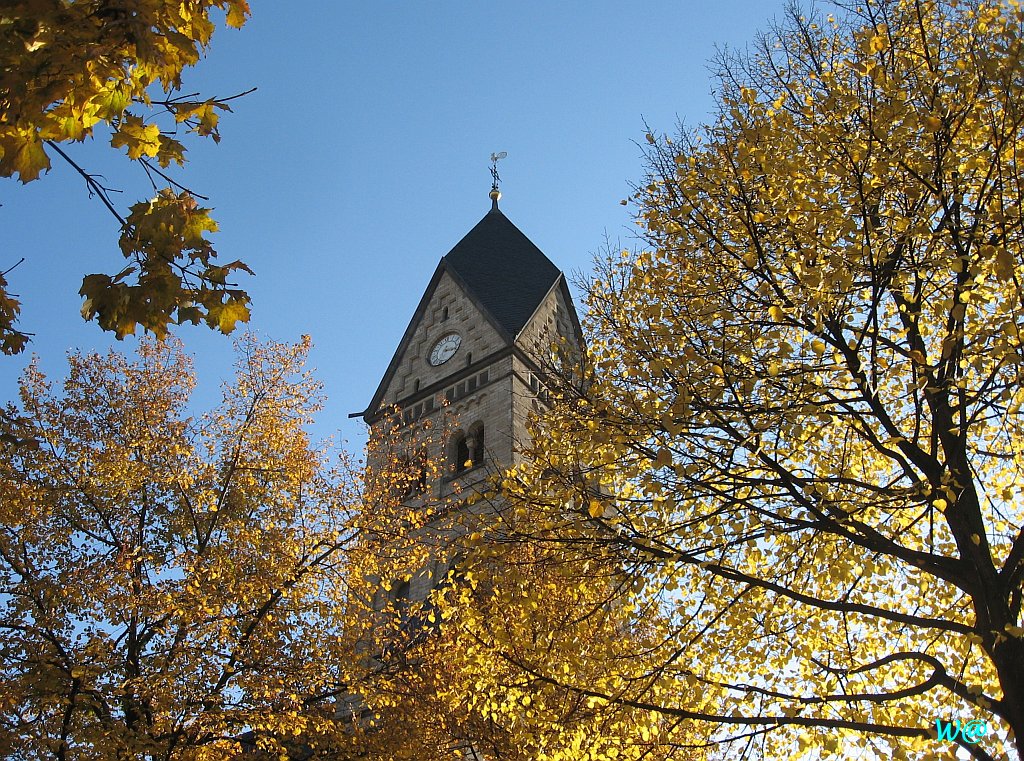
[366,267,506,417]
[515,275,585,364]
[358,205,572,423]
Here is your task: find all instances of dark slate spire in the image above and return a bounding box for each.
[442,206,561,339]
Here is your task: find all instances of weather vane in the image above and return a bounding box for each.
[489,151,507,193]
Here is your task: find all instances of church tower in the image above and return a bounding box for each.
[353,188,583,602]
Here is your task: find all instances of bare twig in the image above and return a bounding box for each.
[139,159,209,200]
[44,141,127,227]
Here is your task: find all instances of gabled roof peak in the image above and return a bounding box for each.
[442,207,561,340]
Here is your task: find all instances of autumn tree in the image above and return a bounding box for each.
[0,0,253,354]
[473,1,1024,759]
[346,526,684,761]
[0,337,365,759]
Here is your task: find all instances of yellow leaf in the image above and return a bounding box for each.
[226,0,251,28]
[213,300,251,334]
[0,133,51,182]
[110,116,161,159]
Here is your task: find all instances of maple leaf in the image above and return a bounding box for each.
[0,132,50,182]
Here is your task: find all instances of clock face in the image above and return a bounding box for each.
[429,333,462,366]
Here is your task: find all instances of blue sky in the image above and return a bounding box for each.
[1,0,783,447]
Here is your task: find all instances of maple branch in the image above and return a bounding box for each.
[1,257,24,278]
[145,86,257,109]
[139,158,210,200]
[44,141,126,226]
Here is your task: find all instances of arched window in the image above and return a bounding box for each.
[393,579,411,607]
[468,422,485,466]
[442,306,450,321]
[453,433,471,474]
[451,424,485,475]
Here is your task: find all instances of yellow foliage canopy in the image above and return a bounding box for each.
[0,337,363,759]
[487,1,1024,759]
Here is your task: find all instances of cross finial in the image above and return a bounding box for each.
[489,151,507,209]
